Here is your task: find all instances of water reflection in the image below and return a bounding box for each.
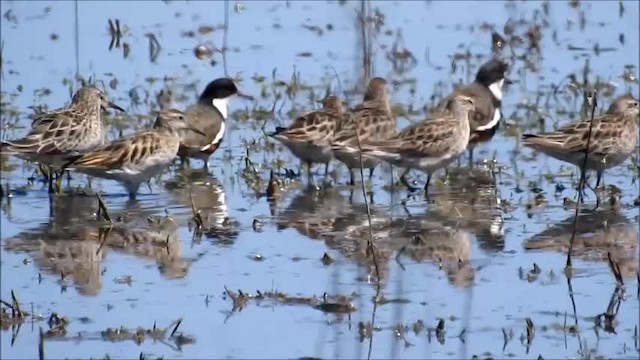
[525,210,638,276]
[165,168,238,244]
[426,166,505,253]
[277,184,477,286]
[3,195,190,296]
[0,0,639,358]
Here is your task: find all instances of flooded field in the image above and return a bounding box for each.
[1,1,639,359]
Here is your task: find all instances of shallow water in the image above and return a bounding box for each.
[1,1,639,359]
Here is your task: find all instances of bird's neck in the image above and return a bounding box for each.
[73,101,102,120]
[487,79,504,101]
[199,97,229,120]
[212,98,229,120]
[363,97,392,116]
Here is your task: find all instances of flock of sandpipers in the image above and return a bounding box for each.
[1,58,638,201]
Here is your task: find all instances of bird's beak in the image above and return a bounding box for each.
[183,127,207,137]
[236,90,254,101]
[106,101,126,112]
[504,78,514,85]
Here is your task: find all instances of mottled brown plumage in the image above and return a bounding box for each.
[270,96,344,176]
[433,58,509,165]
[1,85,125,166]
[331,77,397,184]
[522,95,639,188]
[66,109,203,199]
[336,94,476,194]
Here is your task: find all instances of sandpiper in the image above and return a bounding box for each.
[178,77,253,170]
[269,96,344,178]
[433,58,509,166]
[1,85,125,189]
[607,94,638,114]
[522,94,639,192]
[338,94,476,196]
[331,77,396,185]
[64,109,205,200]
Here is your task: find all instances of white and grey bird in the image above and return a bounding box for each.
[177,78,253,170]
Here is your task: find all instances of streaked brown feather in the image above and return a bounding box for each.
[523,113,627,154]
[69,131,166,169]
[362,116,462,158]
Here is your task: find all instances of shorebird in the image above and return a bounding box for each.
[331,77,396,185]
[64,109,205,200]
[1,85,125,191]
[269,96,344,179]
[178,77,253,170]
[522,94,639,193]
[433,58,509,166]
[336,94,476,196]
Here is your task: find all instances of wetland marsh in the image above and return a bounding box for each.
[1,1,639,359]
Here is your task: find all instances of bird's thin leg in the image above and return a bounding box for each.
[55,170,64,194]
[321,162,332,188]
[596,171,603,188]
[29,167,39,183]
[38,163,49,180]
[423,174,432,201]
[368,167,374,179]
[48,175,55,193]
[349,169,355,186]
[584,173,602,210]
[468,147,474,169]
[180,156,190,169]
[38,164,53,192]
[306,161,314,184]
[578,169,589,203]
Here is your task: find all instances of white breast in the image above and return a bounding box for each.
[476,108,502,131]
[212,98,229,120]
[201,121,226,151]
[488,79,504,101]
[212,121,225,145]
